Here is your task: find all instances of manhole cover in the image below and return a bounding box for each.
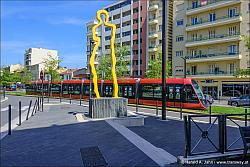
[80,146,108,167]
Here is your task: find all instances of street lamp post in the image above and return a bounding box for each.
[161,0,167,120]
[181,57,187,78]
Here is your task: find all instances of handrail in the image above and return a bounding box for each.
[186,52,239,60]
[187,0,238,11]
[186,13,241,27]
[186,32,240,43]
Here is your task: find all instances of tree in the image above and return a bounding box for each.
[244,35,250,50]
[43,55,62,81]
[235,36,250,78]
[96,45,130,80]
[146,52,171,78]
[0,67,32,86]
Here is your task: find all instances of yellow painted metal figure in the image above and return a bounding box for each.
[90,10,118,98]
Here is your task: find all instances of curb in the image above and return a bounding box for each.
[0,97,8,103]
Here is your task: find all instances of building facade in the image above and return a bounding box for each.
[24,48,58,80]
[172,0,250,99]
[86,0,173,78]
[4,64,24,73]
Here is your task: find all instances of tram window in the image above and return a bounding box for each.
[51,84,60,93]
[128,86,133,97]
[105,85,113,96]
[184,85,198,103]
[118,86,123,96]
[168,85,174,100]
[142,85,154,98]
[124,87,128,96]
[63,85,69,95]
[84,85,90,95]
[43,84,48,91]
[68,85,74,94]
[154,85,162,98]
[175,84,182,101]
[73,85,81,95]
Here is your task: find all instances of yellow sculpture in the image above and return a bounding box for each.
[90,10,118,98]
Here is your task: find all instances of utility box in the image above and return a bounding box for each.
[89,97,128,119]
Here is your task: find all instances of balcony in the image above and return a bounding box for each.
[148,46,158,52]
[186,71,236,78]
[148,32,158,38]
[186,52,241,63]
[186,32,241,47]
[148,4,158,11]
[186,14,242,31]
[149,17,158,25]
[186,0,240,16]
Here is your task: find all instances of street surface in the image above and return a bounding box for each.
[0,96,248,166]
[1,95,37,128]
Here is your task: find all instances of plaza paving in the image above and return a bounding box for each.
[0,98,247,166]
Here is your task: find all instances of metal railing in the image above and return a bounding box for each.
[184,110,250,158]
[186,13,241,27]
[187,0,238,11]
[186,52,239,60]
[186,32,240,43]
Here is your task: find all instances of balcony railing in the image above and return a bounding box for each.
[186,52,239,60]
[186,13,241,27]
[187,0,235,11]
[186,32,240,43]
[186,71,235,76]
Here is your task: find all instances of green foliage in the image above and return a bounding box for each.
[97,45,130,80]
[146,52,171,78]
[0,67,32,86]
[244,35,250,50]
[235,68,250,78]
[43,55,62,81]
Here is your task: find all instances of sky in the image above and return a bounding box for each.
[1,0,115,68]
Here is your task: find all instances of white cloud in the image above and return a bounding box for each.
[47,17,85,26]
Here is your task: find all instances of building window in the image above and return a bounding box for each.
[133,19,138,24]
[159,25,162,31]
[122,21,130,27]
[209,13,216,22]
[133,8,138,13]
[192,1,198,9]
[122,31,131,37]
[105,27,111,31]
[133,40,138,45]
[176,19,183,26]
[229,63,235,74]
[116,24,121,29]
[133,29,138,34]
[176,35,184,42]
[228,26,237,35]
[113,14,120,20]
[228,7,237,17]
[116,33,121,38]
[122,10,130,17]
[176,51,183,57]
[105,36,111,41]
[208,29,215,38]
[191,17,198,25]
[105,45,110,49]
[228,45,238,54]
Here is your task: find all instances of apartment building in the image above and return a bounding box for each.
[172,0,250,99]
[24,48,58,80]
[86,0,173,78]
[148,0,173,71]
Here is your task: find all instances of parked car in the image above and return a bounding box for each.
[222,90,241,97]
[228,95,250,107]
[204,94,214,105]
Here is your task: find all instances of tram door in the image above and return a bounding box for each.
[202,86,218,99]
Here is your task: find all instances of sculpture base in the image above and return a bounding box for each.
[89,97,128,119]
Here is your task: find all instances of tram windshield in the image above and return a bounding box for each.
[192,80,207,106]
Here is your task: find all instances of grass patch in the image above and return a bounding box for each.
[206,106,248,115]
[6,91,26,96]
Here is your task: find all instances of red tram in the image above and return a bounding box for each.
[26,78,208,110]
